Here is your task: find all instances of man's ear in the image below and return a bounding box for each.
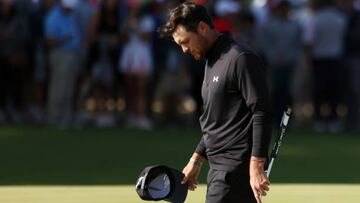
[197,21,208,36]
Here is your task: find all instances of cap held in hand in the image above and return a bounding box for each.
[135,165,188,203]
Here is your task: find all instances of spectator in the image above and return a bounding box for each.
[29,0,55,123]
[86,0,123,127]
[338,0,360,131]
[154,41,186,126]
[0,0,28,123]
[44,0,81,128]
[149,0,174,121]
[304,0,347,132]
[259,0,302,125]
[119,5,155,130]
[235,8,258,49]
[72,0,100,126]
[212,0,241,35]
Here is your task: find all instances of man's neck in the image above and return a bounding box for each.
[206,30,221,53]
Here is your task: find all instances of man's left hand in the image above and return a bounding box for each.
[249,156,270,203]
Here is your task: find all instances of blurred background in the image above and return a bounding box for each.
[0,0,360,202]
[0,0,359,132]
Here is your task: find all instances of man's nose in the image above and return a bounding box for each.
[181,45,190,53]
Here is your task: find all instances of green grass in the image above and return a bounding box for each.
[0,184,360,203]
[0,126,359,202]
[0,126,202,184]
[0,126,359,185]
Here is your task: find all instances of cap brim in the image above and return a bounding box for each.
[165,168,188,203]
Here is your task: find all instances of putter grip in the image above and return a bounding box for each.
[281,108,292,127]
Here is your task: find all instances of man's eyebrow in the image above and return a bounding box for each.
[173,38,182,45]
[178,38,189,45]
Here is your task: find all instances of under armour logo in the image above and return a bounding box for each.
[213,76,219,82]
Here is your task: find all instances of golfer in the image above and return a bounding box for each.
[159,2,273,203]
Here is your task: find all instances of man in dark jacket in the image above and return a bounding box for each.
[159,2,273,203]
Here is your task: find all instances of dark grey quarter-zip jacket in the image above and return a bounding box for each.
[195,32,273,171]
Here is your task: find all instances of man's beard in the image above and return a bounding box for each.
[191,50,203,60]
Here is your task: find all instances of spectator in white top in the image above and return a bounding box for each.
[119,5,155,130]
[304,0,347,133]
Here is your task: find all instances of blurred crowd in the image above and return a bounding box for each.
[0,0,359,132]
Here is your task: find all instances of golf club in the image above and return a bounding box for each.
[265,107,292,178]
[259,107,292,200]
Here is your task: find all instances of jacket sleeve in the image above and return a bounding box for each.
[237,53,273,157]
[195,136,207,159]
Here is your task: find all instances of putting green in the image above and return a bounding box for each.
[0,184,359,203]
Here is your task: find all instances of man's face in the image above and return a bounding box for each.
[172,24,207,60]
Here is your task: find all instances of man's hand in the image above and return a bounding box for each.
[250,156,270,203]
[182,153,205,191]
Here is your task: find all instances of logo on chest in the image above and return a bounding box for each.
[212,76,219,83]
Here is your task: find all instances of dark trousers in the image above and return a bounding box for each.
[0,58,25,110]
[271,65,294,125]
[206,169,256,203]
[312,58,344,121]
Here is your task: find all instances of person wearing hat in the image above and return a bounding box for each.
[158,2,273,203]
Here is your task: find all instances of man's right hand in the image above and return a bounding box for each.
[181,153,205,191]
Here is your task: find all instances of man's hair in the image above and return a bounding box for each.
[158,2,214,38]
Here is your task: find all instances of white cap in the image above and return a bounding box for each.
[215,0,241,16]
[61,0,78,9]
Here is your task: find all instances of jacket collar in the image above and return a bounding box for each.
[205,31,235,65]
